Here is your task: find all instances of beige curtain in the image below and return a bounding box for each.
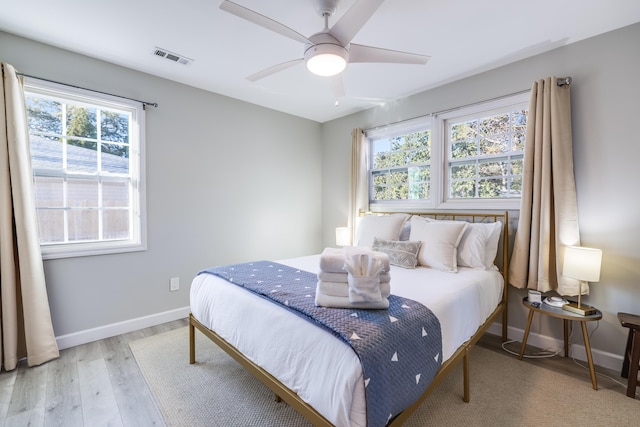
[509,76,582,296]
[1,62,59,371]
[348,128,368,244]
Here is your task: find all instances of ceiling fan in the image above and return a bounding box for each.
[220,0,429,99]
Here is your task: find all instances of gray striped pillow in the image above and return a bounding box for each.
[372,238,422,269]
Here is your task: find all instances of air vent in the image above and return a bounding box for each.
[153,47,194,66]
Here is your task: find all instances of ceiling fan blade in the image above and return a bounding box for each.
[328,75,345,101]
[247,58,304,82]
[220,1,311,45]
[329,0,386,46]
[349,44,430,64]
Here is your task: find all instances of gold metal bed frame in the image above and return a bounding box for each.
[189,211,509,426]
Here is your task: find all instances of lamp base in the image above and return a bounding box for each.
[562,302,598,316]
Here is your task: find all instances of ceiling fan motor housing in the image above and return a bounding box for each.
[313,0,340,17]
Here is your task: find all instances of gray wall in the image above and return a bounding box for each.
[1,31,323,337]
[320,23,640,360]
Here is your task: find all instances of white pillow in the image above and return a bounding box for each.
[483,221,502,269]
[355,214,410,247]
[457,221,502,270]
[399,217,412,241]
[409,216,467,272]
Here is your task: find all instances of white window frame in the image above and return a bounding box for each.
[24,79,147,259]
[365,92,529,212]
[437,92,529,210]
[366,116,435,212]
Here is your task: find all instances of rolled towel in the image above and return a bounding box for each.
[318,280,390,298]
[318,271,391,283]
[319,247,346,273]
[315,287,389,309]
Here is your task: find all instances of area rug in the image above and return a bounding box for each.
[130,327,638,426]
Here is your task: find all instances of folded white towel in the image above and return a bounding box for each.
[317,280,348,297]
[319,247,346,273]
[317,280,390,298]
[344,251,388,303]
[347,275,382,303]
[317,271,391,283]
[319,247,391,274]
[314,287,389,309]
[344,247,390,272]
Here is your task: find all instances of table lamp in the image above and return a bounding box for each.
[335,227,351,247]
[561,245,602,316]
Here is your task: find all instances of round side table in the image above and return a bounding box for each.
[519,297,602,390]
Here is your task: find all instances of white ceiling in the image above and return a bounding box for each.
[2,0,639,123]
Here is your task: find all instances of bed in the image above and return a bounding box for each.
[189,211,509,426]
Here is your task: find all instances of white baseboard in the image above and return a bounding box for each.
[486,323,623,372]
[55,306,191,350]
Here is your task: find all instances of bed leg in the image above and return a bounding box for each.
[189,316,196,364]
[463,347,470,403]
[274,394,282,402]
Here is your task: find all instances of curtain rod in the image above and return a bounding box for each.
[16,72,158,109]
[366,76,572,134]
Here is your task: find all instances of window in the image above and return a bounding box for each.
[444,97,527,204]
[367,117,432,210]
[24,80,146,259]
[366,93,528,211]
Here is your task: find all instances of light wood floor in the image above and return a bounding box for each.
[0,318,188,427]
[1,318,635,426]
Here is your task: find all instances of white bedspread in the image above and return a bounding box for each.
[190,254,503,427]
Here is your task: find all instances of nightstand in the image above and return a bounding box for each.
[519,297,602,390]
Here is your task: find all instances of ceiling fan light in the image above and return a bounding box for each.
[307,54,346,76]
[305,43,348,77]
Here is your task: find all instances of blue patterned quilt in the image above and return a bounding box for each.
[199,261,442,427]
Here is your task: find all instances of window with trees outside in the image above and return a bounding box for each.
[24,80,146,259]
[366,92,529,211]
[368,118,432,206]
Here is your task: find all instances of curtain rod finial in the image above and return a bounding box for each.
[557,77,572,86]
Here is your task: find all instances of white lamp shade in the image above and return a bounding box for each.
[335,227,351,247]
[562,246,602,282]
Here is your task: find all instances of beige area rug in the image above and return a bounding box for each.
[130,327,639,427]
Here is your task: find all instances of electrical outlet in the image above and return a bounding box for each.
[170,277,180,291]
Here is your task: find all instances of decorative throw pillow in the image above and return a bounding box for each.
[457,221,502,270]
[372,237,422,269]
[355,213,410,247]
[409,216,467,272]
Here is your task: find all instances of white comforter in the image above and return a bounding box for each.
[190,254,503,427]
